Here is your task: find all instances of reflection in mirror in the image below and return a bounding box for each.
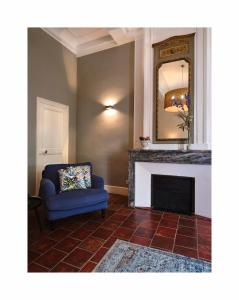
[157,59,189,140]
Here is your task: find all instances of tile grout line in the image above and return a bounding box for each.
[79,246,109,270]
[32,222,96,271]
[78,211,134,271]
[81,211,145,270]
[79,209,155,271]
[48,231,74,244]
[172,233,197,239]
[47,240,95,272]
[128,215,148,242]
[30,240,62,263]
[48,258,82,272]
[129,212,163,244]
[53,226,110,271]
[31,247,68,271]
[29,197,212,271]
[172,214,180,253]
[29,261,50,271]
[196,217,199,259]
[29,196,125,271]
[149,212,164,248]
[29,225,84,260]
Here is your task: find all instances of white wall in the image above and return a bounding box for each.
[133,28,211,150]
[133,32,145,148]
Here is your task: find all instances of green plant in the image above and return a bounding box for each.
[177,110,193,132]
[177,109,193,148]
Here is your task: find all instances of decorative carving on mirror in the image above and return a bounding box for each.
[152,33,195,143]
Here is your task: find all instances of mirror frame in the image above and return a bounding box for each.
[152,33,195,143]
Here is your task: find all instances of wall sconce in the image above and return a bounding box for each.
[103,104,117,116]
[105,105,114,110]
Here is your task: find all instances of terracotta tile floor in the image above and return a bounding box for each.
[28,194,211,272]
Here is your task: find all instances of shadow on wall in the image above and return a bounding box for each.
[107,142,130,188]
[77,97,132,188]
[99,99,132,188]
[95,107,129,187]
[28,28,77,195]
[77,42,134,189]
[62,47,77,94]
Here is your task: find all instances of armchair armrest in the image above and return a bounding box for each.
[91,174,104,189]
[39,178,56,199]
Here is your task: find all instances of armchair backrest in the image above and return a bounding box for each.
[42,162,93,192]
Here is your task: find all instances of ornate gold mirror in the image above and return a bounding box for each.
[152,33,195,143]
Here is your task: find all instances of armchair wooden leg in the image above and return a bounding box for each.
[48,220,55,231]
[101,209,106,219]
[34,207,42,232]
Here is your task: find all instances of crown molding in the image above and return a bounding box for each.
[42,28,77,55]
[42,27,143,57]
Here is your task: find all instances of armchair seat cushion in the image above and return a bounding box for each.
[46,188,108,211]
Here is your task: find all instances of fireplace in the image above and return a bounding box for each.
[151,174,195,215]
[129,150,211,218]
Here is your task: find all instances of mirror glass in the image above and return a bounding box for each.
[156,59,189,140]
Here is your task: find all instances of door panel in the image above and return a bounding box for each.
[43,109,63,150]
[36,97,69,195]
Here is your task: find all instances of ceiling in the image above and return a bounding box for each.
[42,27,141,57]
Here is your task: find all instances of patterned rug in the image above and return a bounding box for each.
[93,239,211,272]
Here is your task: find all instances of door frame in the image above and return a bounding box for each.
[36,97,69,194]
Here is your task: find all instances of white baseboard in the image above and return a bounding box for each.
[104,185,128,196]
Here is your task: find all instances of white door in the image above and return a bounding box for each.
[36,97,69,194]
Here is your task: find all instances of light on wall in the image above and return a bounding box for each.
[102,98,118,116]
[103,103,117,116]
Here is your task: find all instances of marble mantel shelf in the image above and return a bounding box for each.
[128,149,211,207]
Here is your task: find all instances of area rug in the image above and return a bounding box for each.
[93,239,211,272]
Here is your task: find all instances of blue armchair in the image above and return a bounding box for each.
[39,162,109,223]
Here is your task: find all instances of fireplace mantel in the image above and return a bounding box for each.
[128,149,211,207]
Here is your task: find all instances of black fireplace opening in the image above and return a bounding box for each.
[151,174,195,215]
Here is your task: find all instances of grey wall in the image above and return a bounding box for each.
[28,28,77,194]
[77,43,134,187]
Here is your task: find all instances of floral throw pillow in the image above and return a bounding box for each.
[79,165,91,188]
[58,166,87,192]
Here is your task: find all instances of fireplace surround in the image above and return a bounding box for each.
[128,149,211,217]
